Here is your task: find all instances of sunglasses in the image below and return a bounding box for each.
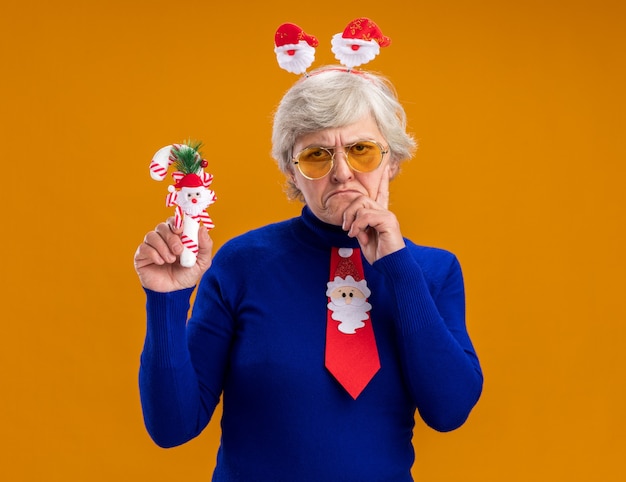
[292,140,389,180]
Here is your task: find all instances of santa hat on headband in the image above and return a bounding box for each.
[274,23,319,74]
[331,17,391,69]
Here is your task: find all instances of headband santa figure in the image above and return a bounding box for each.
[331,17,391,69]
[274,22,319,74]
[149,141,216,267]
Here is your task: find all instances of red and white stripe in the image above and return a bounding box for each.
[181,233,199,254]
[149,160,170,180]
[150,145,175,181]
[165,190,178,207]
[174,206,184,229]
[192,211,215,230]
[201,172,214,187]
[171,171,185,183]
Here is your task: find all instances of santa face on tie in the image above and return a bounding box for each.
[326,275,372,334]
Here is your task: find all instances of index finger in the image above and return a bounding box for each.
[375,164,391,209]
[155,219,184,255]
[165,216,183,235]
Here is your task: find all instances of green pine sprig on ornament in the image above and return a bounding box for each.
[172,140,204,174]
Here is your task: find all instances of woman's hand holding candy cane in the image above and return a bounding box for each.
[134,217,213,292]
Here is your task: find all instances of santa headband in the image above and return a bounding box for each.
[274,17,391,75]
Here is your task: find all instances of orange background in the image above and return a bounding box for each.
[1,0,624,480]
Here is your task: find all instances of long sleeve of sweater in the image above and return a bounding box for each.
[138,287,221,447]
[374,246,483,431]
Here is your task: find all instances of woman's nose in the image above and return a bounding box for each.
[331,150,353,181]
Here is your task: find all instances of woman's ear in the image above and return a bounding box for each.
[290,171,299,189]
[388,160,401,180]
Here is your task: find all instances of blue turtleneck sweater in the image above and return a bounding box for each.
[139,206,483,481]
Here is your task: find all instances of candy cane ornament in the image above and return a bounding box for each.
[149,145,174,180]
[150,141,216,267]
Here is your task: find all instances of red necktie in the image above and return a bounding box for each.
[325,247,380,399]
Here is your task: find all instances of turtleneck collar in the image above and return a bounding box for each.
[292,205,361,251]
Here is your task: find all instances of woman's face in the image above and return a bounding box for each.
[291,114,397,226]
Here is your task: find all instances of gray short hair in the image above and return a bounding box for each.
[271,66,417,201]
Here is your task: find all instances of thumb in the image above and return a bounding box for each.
[196,227,214,269]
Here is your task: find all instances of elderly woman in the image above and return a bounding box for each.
[135,66,483,481]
